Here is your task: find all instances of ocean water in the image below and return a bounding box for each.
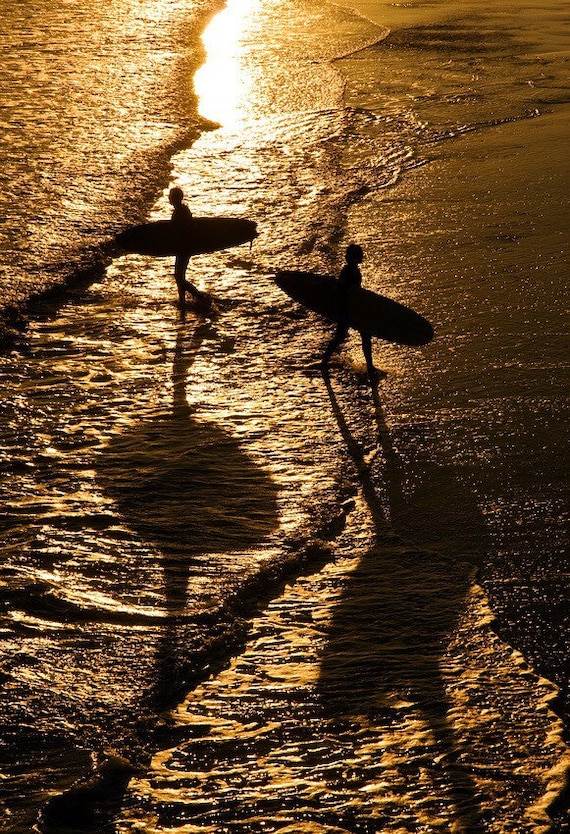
[0,0,568,831]
[0,0,217,342]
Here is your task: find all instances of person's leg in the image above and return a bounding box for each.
[174,254,197,292]
[177,255,207,301]
[175,254,206,310]
[361,333,376,375]
[174,255,189,300]
[323,323,349,366]
[183,278,205,300]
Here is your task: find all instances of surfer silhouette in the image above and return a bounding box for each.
[169,187,207,314]
[322,244,380,379]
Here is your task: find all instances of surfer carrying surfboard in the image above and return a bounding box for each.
[322,244,379,379]
[168,187,207,313]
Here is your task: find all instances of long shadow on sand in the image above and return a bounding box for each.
[41,325,279,833]
[317,373,489,833]
[101,325,279,708]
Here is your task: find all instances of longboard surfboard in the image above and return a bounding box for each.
[275,270,433,347]
[115,217,258,257]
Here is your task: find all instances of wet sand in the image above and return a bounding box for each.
[342,105,570,709]
[111,3,570,828]
[116,375,565,832]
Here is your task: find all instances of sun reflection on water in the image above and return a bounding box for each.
[194,0,260,127]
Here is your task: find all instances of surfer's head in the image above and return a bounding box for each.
[345,243,364,264]
[168,186,184,207]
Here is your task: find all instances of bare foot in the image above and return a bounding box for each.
[368,367,387,383]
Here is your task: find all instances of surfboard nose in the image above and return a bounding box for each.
[242,219,258,240]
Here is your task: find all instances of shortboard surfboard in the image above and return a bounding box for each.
[275,270,433,347]
[115,217,258,257]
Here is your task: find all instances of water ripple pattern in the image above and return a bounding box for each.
[0,0,568,829]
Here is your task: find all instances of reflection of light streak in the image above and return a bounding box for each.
[194,0,258,127]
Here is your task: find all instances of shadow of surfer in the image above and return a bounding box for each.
[317,373,488,832]
[41,327,279,834]
[103,325,279,711]
[169,187,211,319]
[322,244,385,383]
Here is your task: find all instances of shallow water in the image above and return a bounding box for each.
[0,0,213,337]
[0,0,568,830]
[118,544,563,833]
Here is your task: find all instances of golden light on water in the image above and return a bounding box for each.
[194,0,260,127]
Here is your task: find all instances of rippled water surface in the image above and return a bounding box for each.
[0,0,568,830]
[0,0,212,328]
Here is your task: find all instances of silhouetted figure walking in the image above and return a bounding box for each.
[169,187,206,314]
[322,244,379,379]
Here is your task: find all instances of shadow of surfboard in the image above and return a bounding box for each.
[99,327,279,709]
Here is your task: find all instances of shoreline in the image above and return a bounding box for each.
[332,3,570,826]
[1,0,568,828]
[0,135,201,352]
[0,0,223,353]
